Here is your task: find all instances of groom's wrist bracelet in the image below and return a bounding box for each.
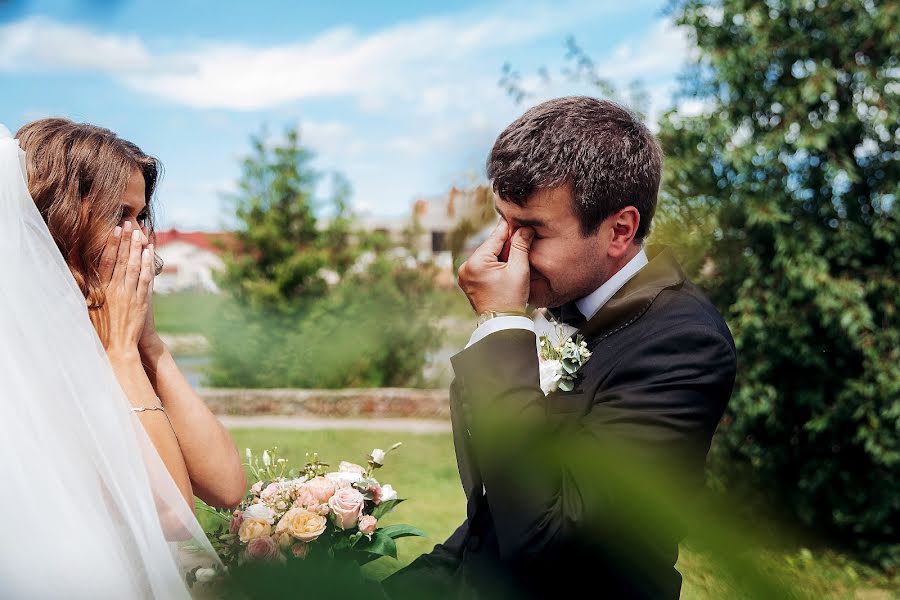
[476,310,531,327]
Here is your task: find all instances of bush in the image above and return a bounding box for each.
[208,255,444,389]
[657,0,899,564]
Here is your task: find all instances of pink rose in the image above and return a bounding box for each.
[251,481,264,495]
[294,486,317,508]
[328,487,365,530]
[246,536,279,560]
[292,543,310,559]
[229,510,244,535]
[364,481,382,504]
[260,482,282,501]
[302,502,330,516]
[358,515,377,536]
[305,477,337,504]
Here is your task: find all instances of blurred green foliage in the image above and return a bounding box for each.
[201,428,899,598]
[153,291,225,337]
[653,0,899,564]
[208,128,444,388]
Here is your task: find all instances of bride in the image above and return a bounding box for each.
[0,120,244,598]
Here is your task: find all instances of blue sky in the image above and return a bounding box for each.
[1,0,694,230]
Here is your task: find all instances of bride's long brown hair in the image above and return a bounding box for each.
[16,118,161,341]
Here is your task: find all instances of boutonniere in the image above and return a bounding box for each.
[538,327,592,395]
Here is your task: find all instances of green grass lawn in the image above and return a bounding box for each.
[204,428,897,599]
[153,291,226,337]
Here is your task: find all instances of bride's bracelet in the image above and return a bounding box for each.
[131,398,166,414]
[131,405,166,413]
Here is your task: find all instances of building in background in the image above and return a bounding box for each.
[153,230,234,294]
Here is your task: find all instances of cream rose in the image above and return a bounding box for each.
[328,487,365,530]
[370,449,385,466]
[281,508,328,542]
[238,518,272,543]
[244,502,276,524]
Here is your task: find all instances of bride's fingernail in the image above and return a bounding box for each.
[123,221,132,232]
[114,226,122,238]
[142,248,149,260]
[132,229,141,241]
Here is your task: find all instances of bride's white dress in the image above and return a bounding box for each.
[0,126,221,598]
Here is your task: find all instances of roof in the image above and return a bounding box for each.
[153,229,237,255]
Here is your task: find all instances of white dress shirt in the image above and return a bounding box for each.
[466,248,649,348]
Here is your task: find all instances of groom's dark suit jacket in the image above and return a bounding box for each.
[385,247,736,599]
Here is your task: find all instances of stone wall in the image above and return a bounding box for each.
[201,388,450,419]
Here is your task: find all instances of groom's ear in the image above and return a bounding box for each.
[606,206,641,259]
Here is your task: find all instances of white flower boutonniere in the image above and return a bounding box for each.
[538,330,592,395]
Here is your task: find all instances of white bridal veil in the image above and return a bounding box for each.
[0,125,221,598]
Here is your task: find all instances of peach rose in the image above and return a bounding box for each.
[358,515,377,536]
[305,476,337,504]
[328,487,365,530]
[292,543,310,559]
[281,508,328,542]
[246,536,279,560]
[238,518,272,543]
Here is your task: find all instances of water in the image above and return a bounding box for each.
[172,354,210,389]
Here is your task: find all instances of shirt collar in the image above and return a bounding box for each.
[575,248,649,321]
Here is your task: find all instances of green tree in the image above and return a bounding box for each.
[656,0,899,563]
[218,129,349,313]
[210,127,443,388]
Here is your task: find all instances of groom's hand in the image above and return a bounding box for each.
[458,220,534,313]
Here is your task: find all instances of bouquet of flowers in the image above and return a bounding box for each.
[195,443,425,585]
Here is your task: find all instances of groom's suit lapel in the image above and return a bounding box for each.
[577,245,685,344]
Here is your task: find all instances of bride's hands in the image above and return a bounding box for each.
[98,221,154,359]
[136,225,164,357]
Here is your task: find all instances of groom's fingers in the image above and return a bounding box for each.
[476,219,509,261]
[506,227,534,273]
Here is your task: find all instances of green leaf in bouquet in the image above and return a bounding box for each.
[371,498,404,520]
[332,535,353,551]
[377,524,428,540]
[558,378,575,392]
[361,530,397,559]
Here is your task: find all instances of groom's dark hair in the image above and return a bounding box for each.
[487,96,662,240]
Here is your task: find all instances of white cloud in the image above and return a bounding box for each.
[0,4,625,111]
[123,10,579,111]
[596,19,692,80]
[0,16,175,74]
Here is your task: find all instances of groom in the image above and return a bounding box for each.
[385,96,736,599]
